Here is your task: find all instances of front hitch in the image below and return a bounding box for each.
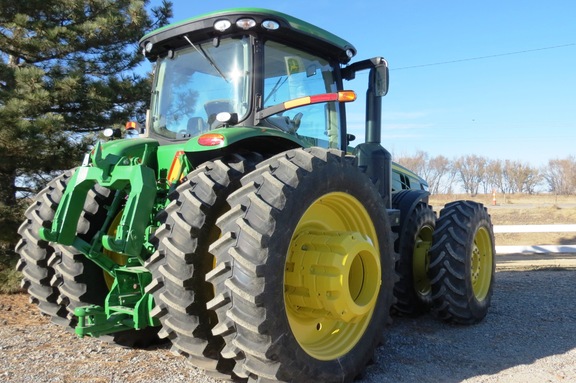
[39,139,159,261]
[39,139,162,337]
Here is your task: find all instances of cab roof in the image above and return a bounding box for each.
[139,8,356,64]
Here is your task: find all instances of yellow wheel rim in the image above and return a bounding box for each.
[102,210,126,289]
[284,192,381,361]
[470,227,493,300]
[412,224,434,298]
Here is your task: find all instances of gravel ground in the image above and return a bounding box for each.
[1,261,576,383]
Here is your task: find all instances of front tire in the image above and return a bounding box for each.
[428,201,495,324]
[208,148,395,382]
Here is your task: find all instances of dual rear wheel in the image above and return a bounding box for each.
[150,147,396,382]
[393,197,495,324]
[392,194,436,316]
[429,200,495,324]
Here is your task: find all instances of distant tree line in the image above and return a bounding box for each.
[396,151,576,196]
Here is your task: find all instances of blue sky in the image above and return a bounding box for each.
[147,0,576,166]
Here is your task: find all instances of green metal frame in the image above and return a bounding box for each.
[40,139,159,259]
[75,264,157,337]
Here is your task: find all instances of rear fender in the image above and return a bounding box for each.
[392,189,431,235]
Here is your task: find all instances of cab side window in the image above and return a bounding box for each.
[392,170,412,191]
[262,40,340,148]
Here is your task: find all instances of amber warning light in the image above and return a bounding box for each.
[284,91,356,110]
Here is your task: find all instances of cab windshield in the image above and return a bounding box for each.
[150,36,251,139]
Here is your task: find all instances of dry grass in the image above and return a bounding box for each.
[429,194,576,246]
[429,193,576,210]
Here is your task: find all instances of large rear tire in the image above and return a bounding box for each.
[15,170,74,326]
[392,197,436,316]
[208,148,395,382]
[145,153,261,378]
[428,201,495,324]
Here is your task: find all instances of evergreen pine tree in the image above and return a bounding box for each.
[0,0,172,248]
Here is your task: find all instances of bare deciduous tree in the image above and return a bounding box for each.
[427,155,454,194]
[453,155,487,196]
[396,151,428,179]
[485,159,505,193]
[542,156,576,195]
[392,151,573,196]
[504,160,541,194]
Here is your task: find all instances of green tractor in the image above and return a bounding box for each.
[16,8,495,382]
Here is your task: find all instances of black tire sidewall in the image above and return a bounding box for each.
[430,201,495,323]
[394,202,435,313]
[16,169,75,321]
[251,152,394,381]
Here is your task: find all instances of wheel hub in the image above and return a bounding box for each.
[285,230,381,323]
[412,225,434,297]
[470,227,493,300]
[471,245,481,281]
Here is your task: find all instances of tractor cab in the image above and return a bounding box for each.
[140,8,387,153]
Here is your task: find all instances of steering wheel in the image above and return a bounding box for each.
[177,130,191,139]
[291,112,303,133]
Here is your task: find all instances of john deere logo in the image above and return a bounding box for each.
[286,57,302,74]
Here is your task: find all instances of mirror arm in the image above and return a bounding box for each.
[342,57,386,80]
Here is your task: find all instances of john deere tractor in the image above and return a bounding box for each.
[16,8,495,383]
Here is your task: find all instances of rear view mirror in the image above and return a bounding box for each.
[374,59,389,97]
[342,57,389,97]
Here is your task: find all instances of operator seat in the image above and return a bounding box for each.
[205,100,233,128]
[187,117,206,136]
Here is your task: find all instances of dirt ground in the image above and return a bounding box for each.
[3,267,576,383]
[0,293,48,326]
